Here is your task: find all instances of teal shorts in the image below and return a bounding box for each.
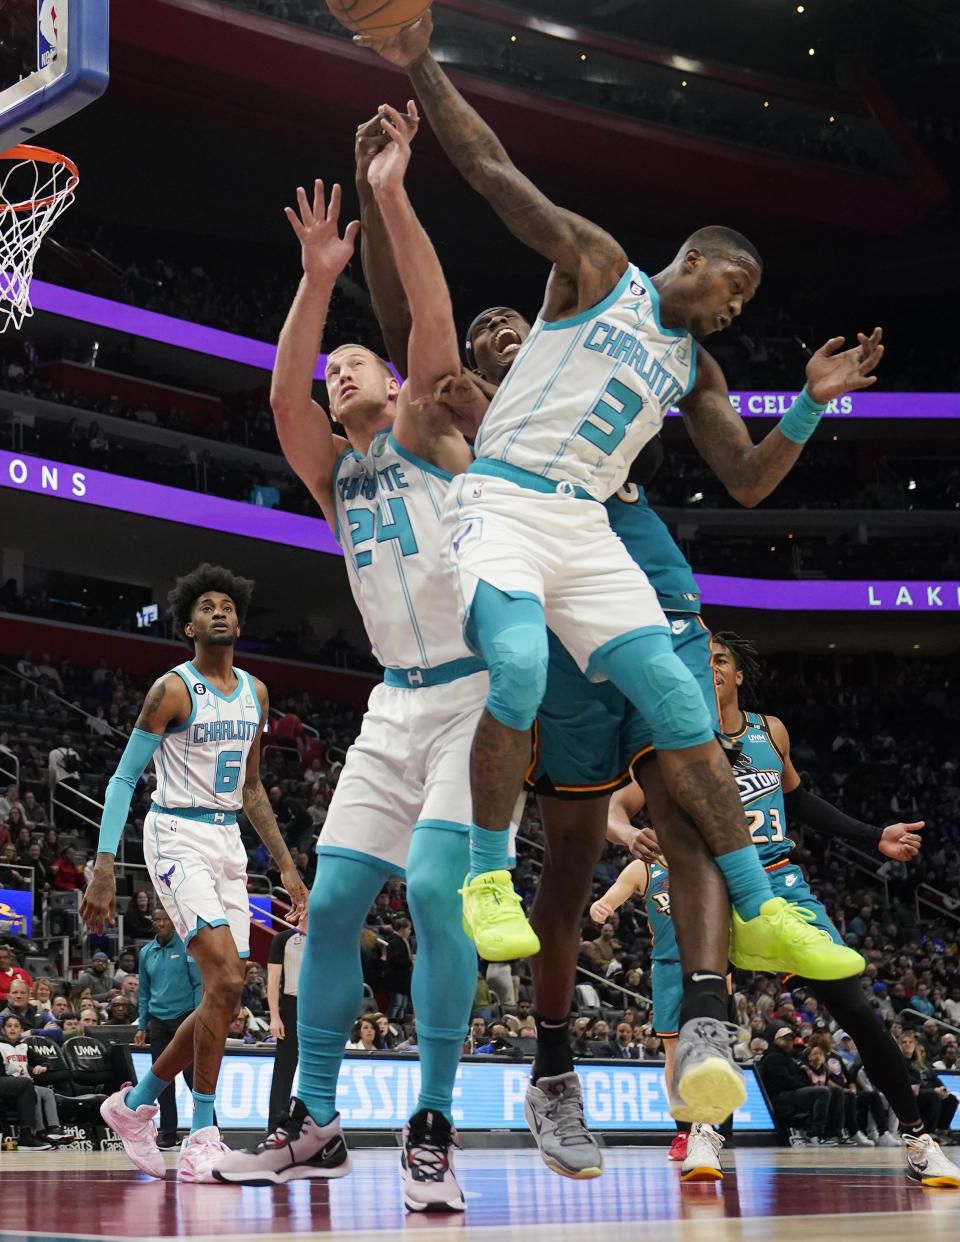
[766,860,844,947]
[529,612,719,799]
[651,957,682,1038]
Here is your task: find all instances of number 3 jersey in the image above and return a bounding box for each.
[729,710,796,867]
[332,431,476,671]
[150,662,261,813]
[473,265,697,502]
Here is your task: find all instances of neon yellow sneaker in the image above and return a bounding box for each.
[730,898,865,979]
[460,871,541,961]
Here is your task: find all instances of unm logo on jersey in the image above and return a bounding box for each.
[732,752,782,806]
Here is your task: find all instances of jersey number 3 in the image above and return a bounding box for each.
[747,807,785,846]
[577,378,645,456]
[346,498,418,568]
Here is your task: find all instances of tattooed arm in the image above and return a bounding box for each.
[355,15,626,319]
[678,348,809,507]
[244,681,309,925]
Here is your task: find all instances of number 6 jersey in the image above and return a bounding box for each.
[151,663,261,812]
[332,431,476,672]
[729,710,797,867]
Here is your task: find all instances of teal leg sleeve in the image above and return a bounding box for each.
[466,580,549,731]
[593,630,715,751]
[405,822,475,1123]
[297,851,393,1126]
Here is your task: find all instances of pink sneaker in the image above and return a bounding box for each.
[100,1084,166,1178]
[177,1126,231,1182]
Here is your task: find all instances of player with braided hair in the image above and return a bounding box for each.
[610,631,959,1185]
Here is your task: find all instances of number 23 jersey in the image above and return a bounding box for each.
[729,710,796,867]
[332,431,475,671]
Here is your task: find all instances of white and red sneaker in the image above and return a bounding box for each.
[177,1126,230,1183]
[668,1132,689,1162]
[100,1083,166,1178]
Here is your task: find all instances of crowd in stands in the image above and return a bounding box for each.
[0,641,959,1132]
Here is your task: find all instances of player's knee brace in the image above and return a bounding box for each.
[645,653,713,750]
[485,623,549,731]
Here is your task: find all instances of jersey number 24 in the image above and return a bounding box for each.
[346,499,418,568]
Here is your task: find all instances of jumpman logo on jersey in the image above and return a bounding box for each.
[159,864,176,889]
[625,299,651,327]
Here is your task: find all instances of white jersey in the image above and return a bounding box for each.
[151,662,261,813]
[333,431,475,672]
[473,265,697,501]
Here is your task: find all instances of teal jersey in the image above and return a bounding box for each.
[606,484,701,613]
[645,863,678,963]
[729,709,796,867]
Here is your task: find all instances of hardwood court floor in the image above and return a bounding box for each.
[3,1144,960,1242]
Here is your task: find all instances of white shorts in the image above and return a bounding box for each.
[143,807,250,958]
[446,472,668,677]
[320,670,513,874]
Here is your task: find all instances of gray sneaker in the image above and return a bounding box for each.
[524,1072,603,1179]
[670,1018,746,1125]
[211,1097,351,1185]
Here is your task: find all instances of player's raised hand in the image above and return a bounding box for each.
[805,327,883,403]
[353,12,433,68]
[367,102,420,195]
[284,180,359,285]
[355,111,391,181]
[878,820,924,862]
[79,865,116,936]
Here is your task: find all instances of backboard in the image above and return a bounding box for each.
[0,0,110,151]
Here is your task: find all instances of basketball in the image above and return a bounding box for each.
[326,0,430,37]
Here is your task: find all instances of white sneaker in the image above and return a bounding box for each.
[877,1131,900,1147]
[100,1084,165,1178]
[177,1126,230,1183]
[400,1109,465,1212]
[854,1130,876,1147]
[903,1132,960,1187]
[680,1123,724,1182]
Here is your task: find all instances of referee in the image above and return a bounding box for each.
[267,923,305,1131]
[134,907,202,1147]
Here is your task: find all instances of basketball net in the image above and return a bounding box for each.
[0,144,78,333]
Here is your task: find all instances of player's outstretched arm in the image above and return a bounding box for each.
[366,101,472,469]
[680,331,883,507]
[356,113,412,378]
[242,681,309,926]
[590,859,650,925]
[272,180,357,521]
[607,779,660,862]
[356,16,626,309]
[768,715,923,861]
[80,674,188,935]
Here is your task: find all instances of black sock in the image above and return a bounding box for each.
[679,972,728,1027]
[902,1120,926,1139]
[532,1013,573,1082]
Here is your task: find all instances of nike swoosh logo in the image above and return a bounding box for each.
[320,1139,343,1160]
[689,972,719,983]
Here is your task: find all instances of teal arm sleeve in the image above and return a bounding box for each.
[97,728,163,857]
[777,385,828,444]
[138,955,150,1031]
